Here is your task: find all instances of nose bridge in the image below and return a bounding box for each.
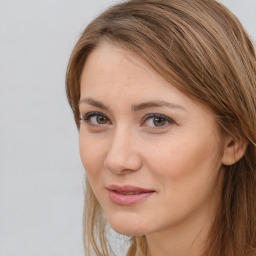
[104,124,142,174]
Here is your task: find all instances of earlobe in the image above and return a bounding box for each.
[221,133,248,166]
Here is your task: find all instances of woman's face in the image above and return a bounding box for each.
[79,42,225,237]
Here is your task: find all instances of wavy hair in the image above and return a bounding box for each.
[66,0,256,255]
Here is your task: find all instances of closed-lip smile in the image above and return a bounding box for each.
[107,185,156,206]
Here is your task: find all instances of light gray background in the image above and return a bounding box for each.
[0,1,255,256]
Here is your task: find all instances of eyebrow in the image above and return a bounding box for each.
[132,100,186,112]
[79,98,108,110]
[79,97,186,112]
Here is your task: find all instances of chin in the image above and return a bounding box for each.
[110,224,146,236]
[106,212,148,236]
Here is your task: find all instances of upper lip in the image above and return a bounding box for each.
[107,185,155,193]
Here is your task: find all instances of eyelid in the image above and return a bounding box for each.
[80,111,111,125]
[81,111,106,120]
[80,111,174,129]
[141,113,175,128]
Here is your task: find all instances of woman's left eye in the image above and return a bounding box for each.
[143,114,174,128]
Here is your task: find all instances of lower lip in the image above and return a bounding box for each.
[108,190,154,206]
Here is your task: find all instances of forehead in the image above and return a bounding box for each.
[80,42,178,99]
[82,42,217,120]
[82,43,155,84]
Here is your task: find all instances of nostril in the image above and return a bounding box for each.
[104,151,142,174]
[103,132,142,174]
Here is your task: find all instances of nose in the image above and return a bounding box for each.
[104,127,142,175]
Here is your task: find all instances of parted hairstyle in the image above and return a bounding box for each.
[66,0,256,255]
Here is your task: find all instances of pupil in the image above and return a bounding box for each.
[97,115,107,124]
[153,117,166,126]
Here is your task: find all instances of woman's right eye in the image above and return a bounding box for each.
[81,112,110,126]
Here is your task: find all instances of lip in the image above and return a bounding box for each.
[107,185,155,206]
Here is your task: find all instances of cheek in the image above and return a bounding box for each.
[145,134,222,187]
[144,138,223,221]
[79,132,106,179]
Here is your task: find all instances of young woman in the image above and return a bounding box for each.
[66,0,256,255]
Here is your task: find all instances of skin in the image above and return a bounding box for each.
[79,42,238,256]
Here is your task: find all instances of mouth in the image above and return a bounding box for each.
[107,185,156,206]
[115,191,143,195]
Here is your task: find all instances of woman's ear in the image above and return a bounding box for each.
[221,132,248,166]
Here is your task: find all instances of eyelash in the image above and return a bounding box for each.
[142,113,174,129]
[81,112,110,126]
[80,112,174,129]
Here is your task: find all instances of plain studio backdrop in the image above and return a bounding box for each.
[0,1,255,255]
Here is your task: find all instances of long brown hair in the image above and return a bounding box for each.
[66,0,256,255]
